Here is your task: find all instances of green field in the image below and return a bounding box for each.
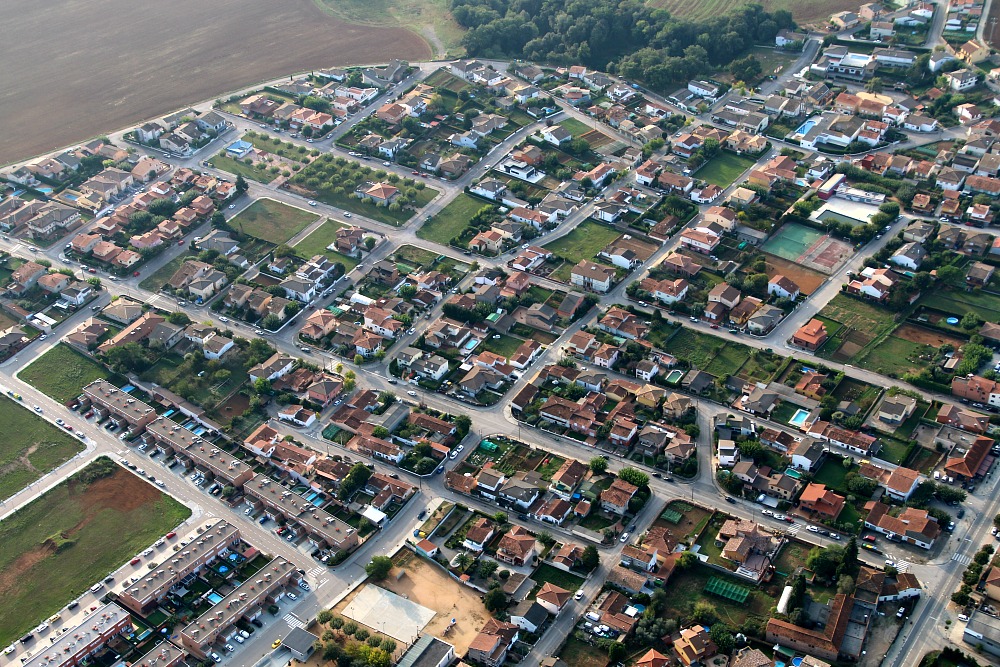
[857,336,928,378]
[543,220,620,265]
[697,152,757,187]
[666,327,752,374]
[139,252,198,291]
[530,563,585,593]
[559,636,609,667]
[0,396,85,500]
[657,564,772,628]
[646,0,855,25]
[314,0,466,57]
[20,344,112,403]
[293,220,361,270]
[208,154,275,184]
[230,198,319,244]
[813,457,853,495]
[417,193,487,245]
[0,459,190,646]
[819,294,898,338]
[558,118,592,137]
[921,289,1000,323]
[481,333,525,359]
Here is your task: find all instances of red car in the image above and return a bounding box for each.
[165,531,176,539]
[133,271,140,277]
[178,239,185,245]
[784,516,795,523]
[863,535,877,542]
[130,557,141,566]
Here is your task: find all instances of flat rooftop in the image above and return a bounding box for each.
[246,474,356,548]
[147,417,250,482]
[82,379,155,423]
[22,603,131,667]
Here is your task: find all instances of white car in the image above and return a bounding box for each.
[761,509,773,516]
[807,525,819,533]
[228,204,236,209]
[343,212,351,218]
[382,161,391,166]
[286,592,298,601]
[407,390,417,397]
[573,590,584,601]
[234,636,244,644]
[308,201,317,206]
[773,514,786,521]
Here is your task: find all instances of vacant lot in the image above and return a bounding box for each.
[658,564,772,627]
[531,563,585,593]
[19,344,112,402]
[559,636,609,667]
[0,459,190,646]
[0,396,85,501]
[921,289,1000,323]
[0,0,428,165]
[544,220,620,265]
[418,193,488,245]
[559,118,593,137]
[763,253,826,295]
[315,0,464,57]
[697,152,757,187]
[208,153,276,184]
[857,336,928,377]
[667,327,752,375]
[293,220,360,269]
[230,198,318,244]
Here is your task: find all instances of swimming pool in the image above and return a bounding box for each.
[207,592,223,604]
[664,369,685,384]
[63,193,78,201]
[36,187,52,194]
[794,119,817,135]
[121,384,135,393]
[464,339,479,351]
[789,409,810,428]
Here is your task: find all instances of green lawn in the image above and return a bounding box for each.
[139,251,198,291]
[696,152,757,187]
[417,193,488,245]
[20,344,112,402]
[543,220,620,265]
[818,294,898,340]
[0,396,85,500]
[921,289,1000,323]
[530,562,585,593]
[293,220,360,270]
[481,333,525,359]
[558,636,608,667]
[658,564,773,627]
[0,459,190,646]
[230,198,318,244]
[208,154,275,184]
[813,457,854,495]
[666,327,753,373]
[558,117,592,137]
[857,336,928,378]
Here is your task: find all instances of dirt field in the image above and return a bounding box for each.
[356,549,489,654]
[763,254,827,295]
[0,0,429,165]
[894,324,965,348]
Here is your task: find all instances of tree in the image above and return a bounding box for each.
[865,77,884,94]
[993,513,1000,529]
[617,466,649,488]
[710,623,736,654]
[589,456,609,474]
[937,264,963,284]
[838,537,860,578]
[453,414,472,438]
[691,600,718,625]
[455,552,473,571]
[581,545,600,571]
[478,559,499,579]
[364,236,376,251]
[729,55,762,82]
[253,378,271,395]
[317,610,333,624]
[807,545,844,581]
[837,575,856,595]
[483,588,507,613]
[677,551,698,569]
[961,311,981,330]
[365,555,393,580]
[235,173,248,194]
[492,511,508,524]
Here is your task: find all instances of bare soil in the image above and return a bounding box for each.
[764,254,827,295]
[894,323,965,348]
[377,550,489,654]
[0,0,429,164]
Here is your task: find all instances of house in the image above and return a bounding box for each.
[959,39,991,65]
[967,261,995,286]
[463,517,496,552]
[944,434,993,481]
[549,458,589,500]
[679,228,720,254]
[798,483,845,520]
[535,583,571,615]
[945,68,979,92]
[467,619,518,667]
[768,275,800,300]
[540,125,572,146]
[847,267,900,301]
[890,242,927,271]
[674,625,717,667]
[864,501,941,548]
[509,601,548,633]
[641,277,689,305]
[708,283,742,309]
[248,353,296,383]
[600,478,638,515]
[570,261,615,293]
[936,403,989,434]
[495,526,536,566]
[790,438,826,472]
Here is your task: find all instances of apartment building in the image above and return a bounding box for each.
[180,557,298,657]
[118,519,242,614]
[23,603,132,667]
[79,379,157,432]
[144,418,255,487]
[243,474,360,554]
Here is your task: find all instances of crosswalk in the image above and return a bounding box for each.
[306,566,325,579]
[283,613,305,630]
[785,523,801,536]
[894,559,911,573]
[953,553,972,566]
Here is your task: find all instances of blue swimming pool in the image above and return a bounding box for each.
[794,119,817,135]
[464,339,479,351]
[163,409,175,418]
[789,409,810,428]
[121,384,135,393]
[36,187,52,194]
[792,658,803,667]
[63,193,78,201]
[207,592,223,604]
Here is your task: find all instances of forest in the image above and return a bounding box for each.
[449,0,796,89]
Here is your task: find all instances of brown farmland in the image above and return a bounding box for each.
[0,0,429,164]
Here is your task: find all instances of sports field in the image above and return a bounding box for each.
[0,458,190,646]
[761,223,853,275]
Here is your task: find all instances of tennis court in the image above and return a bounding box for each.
[761,223,853,275]
[761,223,823,261]
[704,576,751,603]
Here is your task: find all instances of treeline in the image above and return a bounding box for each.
[450,0,795,89]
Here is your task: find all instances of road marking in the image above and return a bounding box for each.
[283,613,305,629]
[306,566,324,578]
[952,553,972,566]
[894,560,911,573]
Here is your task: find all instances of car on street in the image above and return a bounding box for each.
[725,496,736,504]
[308,201,317,206]
[343,212,351,218]
[407,390,417,396]
[286,592,298,601]
[272,640,282,649]
[574,590,584,601]
[807,525,819,533]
